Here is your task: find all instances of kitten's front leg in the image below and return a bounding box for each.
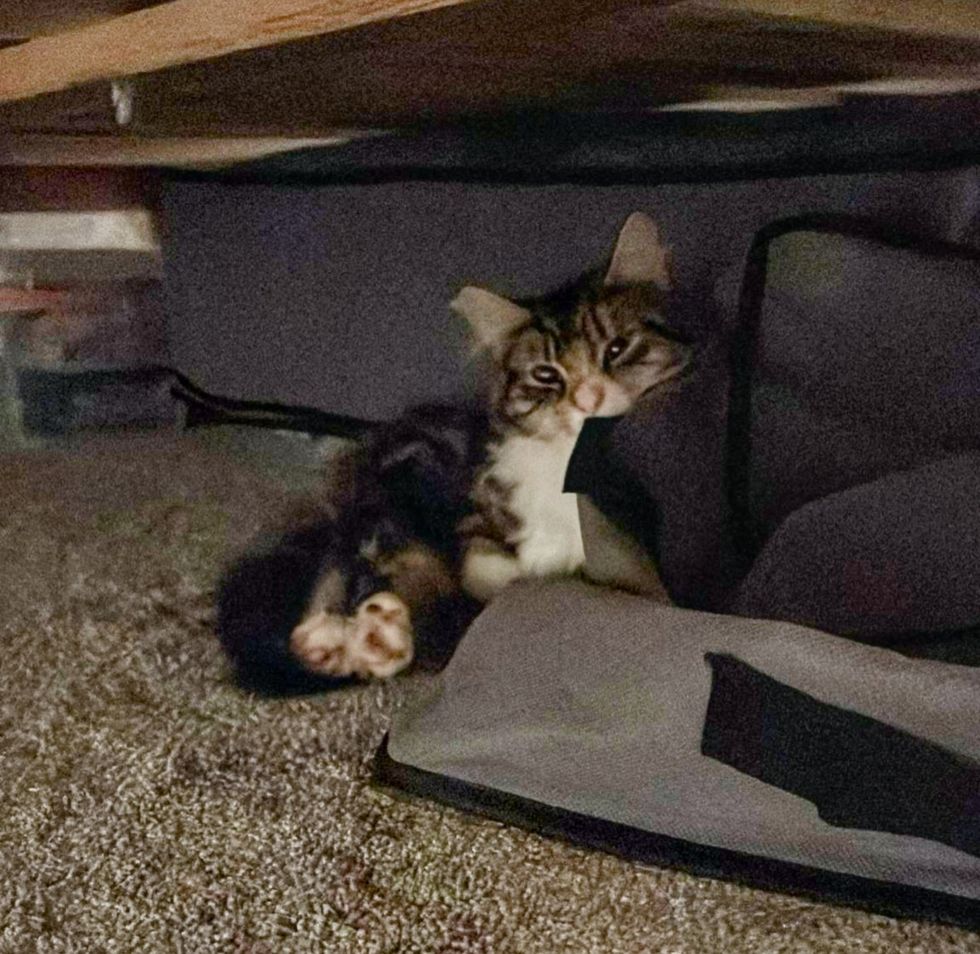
[461,540,522,602]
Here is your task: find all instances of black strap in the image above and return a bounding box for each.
[703,653,980,858]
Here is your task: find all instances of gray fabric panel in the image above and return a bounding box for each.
[735,453,980,636]
[748,230,980,535]
[388,580,980,899]
[745,383,926,534]
[161,171,968,419]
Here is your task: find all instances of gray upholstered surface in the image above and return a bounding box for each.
[736,226,980,637]
[390,581,980,900]
[736,452,980,636]
[3,431,979,952]
[161,169,973,420]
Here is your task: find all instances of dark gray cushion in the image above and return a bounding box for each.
[565,346,738,611]
[734,453,980,638]
[745,226,980,541]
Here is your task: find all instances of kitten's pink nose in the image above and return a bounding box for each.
[572,381,605,414]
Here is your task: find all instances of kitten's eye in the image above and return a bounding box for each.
[531,365,562,386]
[604,337,630,366]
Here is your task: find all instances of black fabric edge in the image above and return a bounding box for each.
[701,653,980,857]
[164,366,376,439]
[725,214,980,566]
[563,414,676,587]
[161,150,980,189]
[373,736,980,931]
[12,362,376,441]
[562,416,623,496]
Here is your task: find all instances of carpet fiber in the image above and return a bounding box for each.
[1,431,977,953]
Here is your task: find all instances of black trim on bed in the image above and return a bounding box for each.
[167,150,980,190]
[373,737,980,931]
[702,653,980,859]
[164,94,980,188]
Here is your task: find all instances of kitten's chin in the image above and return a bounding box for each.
[541,401,627,438]
[512,406,582,440]
[506,400,626,440]
[563,413,589,437]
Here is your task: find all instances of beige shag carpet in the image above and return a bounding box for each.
[1,430,977,953]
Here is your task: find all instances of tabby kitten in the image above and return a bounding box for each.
[216,213,690,693]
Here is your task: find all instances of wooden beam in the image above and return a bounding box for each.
[0,2,164,39]
[120,0,980,133]
[657,75,980,114]
[0,0,483,105]
[699,1,980,41]
[0,133,361,168]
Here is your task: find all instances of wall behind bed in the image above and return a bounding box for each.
[161,167,979,421]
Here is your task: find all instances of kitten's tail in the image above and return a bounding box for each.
[215,516,354,695]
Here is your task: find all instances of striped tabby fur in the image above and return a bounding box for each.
[217,213,691,692]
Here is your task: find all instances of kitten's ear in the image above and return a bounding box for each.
[450,286,530,354]
[604,212,672,290]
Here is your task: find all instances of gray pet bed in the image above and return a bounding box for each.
[376,217,980,928]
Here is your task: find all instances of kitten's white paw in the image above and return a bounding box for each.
[289,593,414,680]
[349,592,414,678]
[290,610,355,676]
[462,547,522,602]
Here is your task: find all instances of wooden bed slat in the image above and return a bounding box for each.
[0,0,484,104]
[701,0,980,41]
[0,133,359,167]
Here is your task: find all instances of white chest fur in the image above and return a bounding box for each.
[486,431,585,577]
